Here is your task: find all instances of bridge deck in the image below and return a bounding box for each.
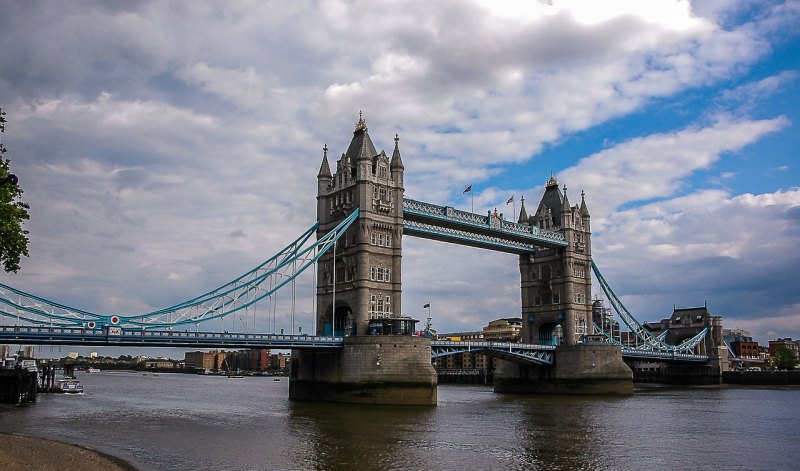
[0,326,342,349]
[0,326,709,363]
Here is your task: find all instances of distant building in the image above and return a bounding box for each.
[67,352,79,359]
[482,318,522,342]
[435,317,523,378]
[270,353,291,370]
[592,299,621,342]
[436,330,483,342]
[184,350,228,371]
[723,329,761,360]
[643,305,724,356]
[769,338,799,357]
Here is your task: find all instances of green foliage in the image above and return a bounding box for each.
[772,346,798,370]
[0,108,30,273]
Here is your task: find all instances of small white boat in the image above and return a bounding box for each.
[58,377,84,394]
[86,367,101,373]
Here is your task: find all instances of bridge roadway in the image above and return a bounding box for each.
[0,326,709,364]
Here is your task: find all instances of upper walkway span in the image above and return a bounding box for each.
[403,198,567,254]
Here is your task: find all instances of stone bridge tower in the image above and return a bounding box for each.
[518,175,593,346]
[315,114,405,336]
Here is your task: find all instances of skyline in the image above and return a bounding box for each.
[1,1,799,345]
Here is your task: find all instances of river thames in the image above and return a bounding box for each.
[1,371,799,470]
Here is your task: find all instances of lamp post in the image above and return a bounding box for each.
[423,303,431,337]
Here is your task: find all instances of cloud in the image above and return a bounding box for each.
[0,1,797,348]
[561,116,788,224]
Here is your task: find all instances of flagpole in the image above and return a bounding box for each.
[463,184,474,213]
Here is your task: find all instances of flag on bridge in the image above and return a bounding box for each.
[463,184,472,194]
[506,195,514,205]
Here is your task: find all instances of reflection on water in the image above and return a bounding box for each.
[1,372,799,471]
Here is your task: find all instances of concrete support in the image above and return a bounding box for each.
[289,336,437,405]
[494,344,633,394]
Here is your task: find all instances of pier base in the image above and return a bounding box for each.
[494,344,633,395]
[289,336,437,406]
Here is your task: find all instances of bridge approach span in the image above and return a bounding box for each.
[0,325,343,350]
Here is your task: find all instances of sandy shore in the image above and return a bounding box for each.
[0,433,138,471]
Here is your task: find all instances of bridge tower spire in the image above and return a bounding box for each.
[519,175,593,346]
[315,113,405,336]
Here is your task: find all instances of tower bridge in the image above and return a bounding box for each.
[0,114,727,404]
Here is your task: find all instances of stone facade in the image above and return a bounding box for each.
[518,175,593,346]
[315,114,405,336]
[290,336,437,405]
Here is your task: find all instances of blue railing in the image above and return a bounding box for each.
[0,325,343,349]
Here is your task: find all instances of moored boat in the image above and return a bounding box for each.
[57,377,84,394]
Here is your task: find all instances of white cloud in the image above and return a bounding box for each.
[0,1,797,345]
[562,116,788,225]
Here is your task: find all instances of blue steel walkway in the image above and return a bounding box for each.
[0,326,342,349]
[0,326,708,364]
[403,198,567,254]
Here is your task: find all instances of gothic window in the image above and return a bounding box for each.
[553,292,560,304]
[379,165,388,179]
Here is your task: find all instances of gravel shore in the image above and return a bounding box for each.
[0,433,138,471]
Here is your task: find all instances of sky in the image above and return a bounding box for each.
[1,0,799,356]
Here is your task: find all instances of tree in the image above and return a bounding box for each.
[0,108,30,273]
[772,346,798,370]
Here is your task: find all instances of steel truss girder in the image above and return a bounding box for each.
[402,198,567,252]
[431,341,555,365]
[620,347,709,363]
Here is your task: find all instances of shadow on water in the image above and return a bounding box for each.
[286,386,629,471]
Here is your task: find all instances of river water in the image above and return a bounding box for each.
[1,371,798,470]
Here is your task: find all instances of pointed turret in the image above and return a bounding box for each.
[580,190,590,218]
[518,196,528,223]
[536,173,564,229]
[345,111,379,164]
[390,133,404,170]
[317,144,332,180]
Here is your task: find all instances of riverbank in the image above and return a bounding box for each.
[0,433,138,471]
